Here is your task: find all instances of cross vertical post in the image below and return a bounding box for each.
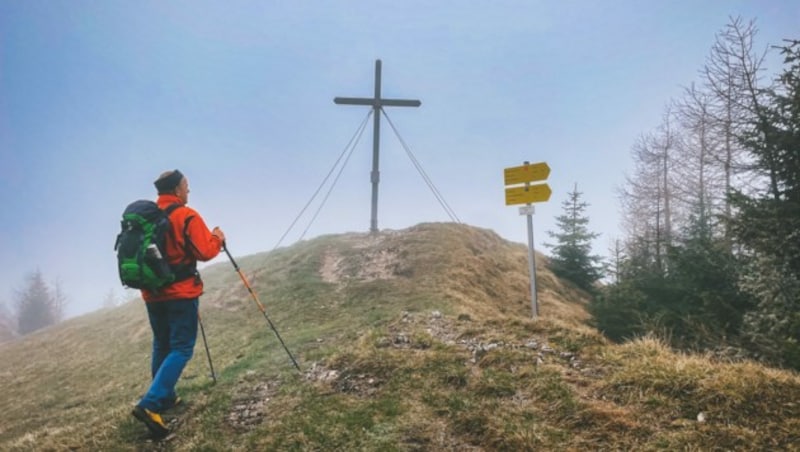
[334,59,421,233]
[370,60,382,235]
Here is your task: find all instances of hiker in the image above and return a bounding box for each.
[131,169,225,438]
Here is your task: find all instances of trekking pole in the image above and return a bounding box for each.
[223,242,301,372]
[197,312,217,384]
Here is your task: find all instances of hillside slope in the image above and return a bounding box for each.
[0,305,15,343]
[0,223,798,451]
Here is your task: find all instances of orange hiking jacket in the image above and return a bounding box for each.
[141,194,222,302]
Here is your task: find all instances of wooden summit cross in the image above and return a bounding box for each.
[334,59,421,234]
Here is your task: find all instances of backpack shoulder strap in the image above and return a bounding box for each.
[181,215,201,257]
[161,203,187,246]
[163,203,183,217]
[161,204,198,280]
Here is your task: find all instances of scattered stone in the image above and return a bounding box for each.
[226,380,275,430]
[324,370,339,381]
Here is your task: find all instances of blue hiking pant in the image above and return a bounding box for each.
[138,298,198,413]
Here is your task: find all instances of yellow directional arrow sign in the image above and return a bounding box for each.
[505,183,552,205]
[504,162,550,186]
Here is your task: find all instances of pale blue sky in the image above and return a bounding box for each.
[1,1,797,317]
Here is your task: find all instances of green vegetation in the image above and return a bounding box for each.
[597,23,800,370]
[0,223,798,450]
[545,184,603,293]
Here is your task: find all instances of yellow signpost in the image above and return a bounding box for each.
[503,161,551,318]
[503,162,550,185]
[504,183,552,205]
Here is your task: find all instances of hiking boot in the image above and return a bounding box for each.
[132,406,169,439]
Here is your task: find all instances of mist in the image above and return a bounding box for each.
[1,1,797,318]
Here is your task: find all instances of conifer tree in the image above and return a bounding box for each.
[15,270,59,335]
[731,40,800,368]
[546,184,603,292]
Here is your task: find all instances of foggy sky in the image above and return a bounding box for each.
[1,1,797,317]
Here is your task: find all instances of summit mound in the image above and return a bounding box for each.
[1,223,798,451]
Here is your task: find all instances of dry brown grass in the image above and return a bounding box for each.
[1,223,799,450]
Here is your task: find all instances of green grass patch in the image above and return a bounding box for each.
[2,225,800,450]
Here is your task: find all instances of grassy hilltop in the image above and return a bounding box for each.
[1,223,798,451]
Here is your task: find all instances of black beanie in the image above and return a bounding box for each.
[154,170,184,194]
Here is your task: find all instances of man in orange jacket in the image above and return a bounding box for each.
[132,169,225,439]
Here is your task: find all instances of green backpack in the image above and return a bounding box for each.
[114,200,182,290]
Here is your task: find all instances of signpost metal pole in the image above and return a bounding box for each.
[524,165,539,318]
[504,160,550,319]
[525,205,538,317]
